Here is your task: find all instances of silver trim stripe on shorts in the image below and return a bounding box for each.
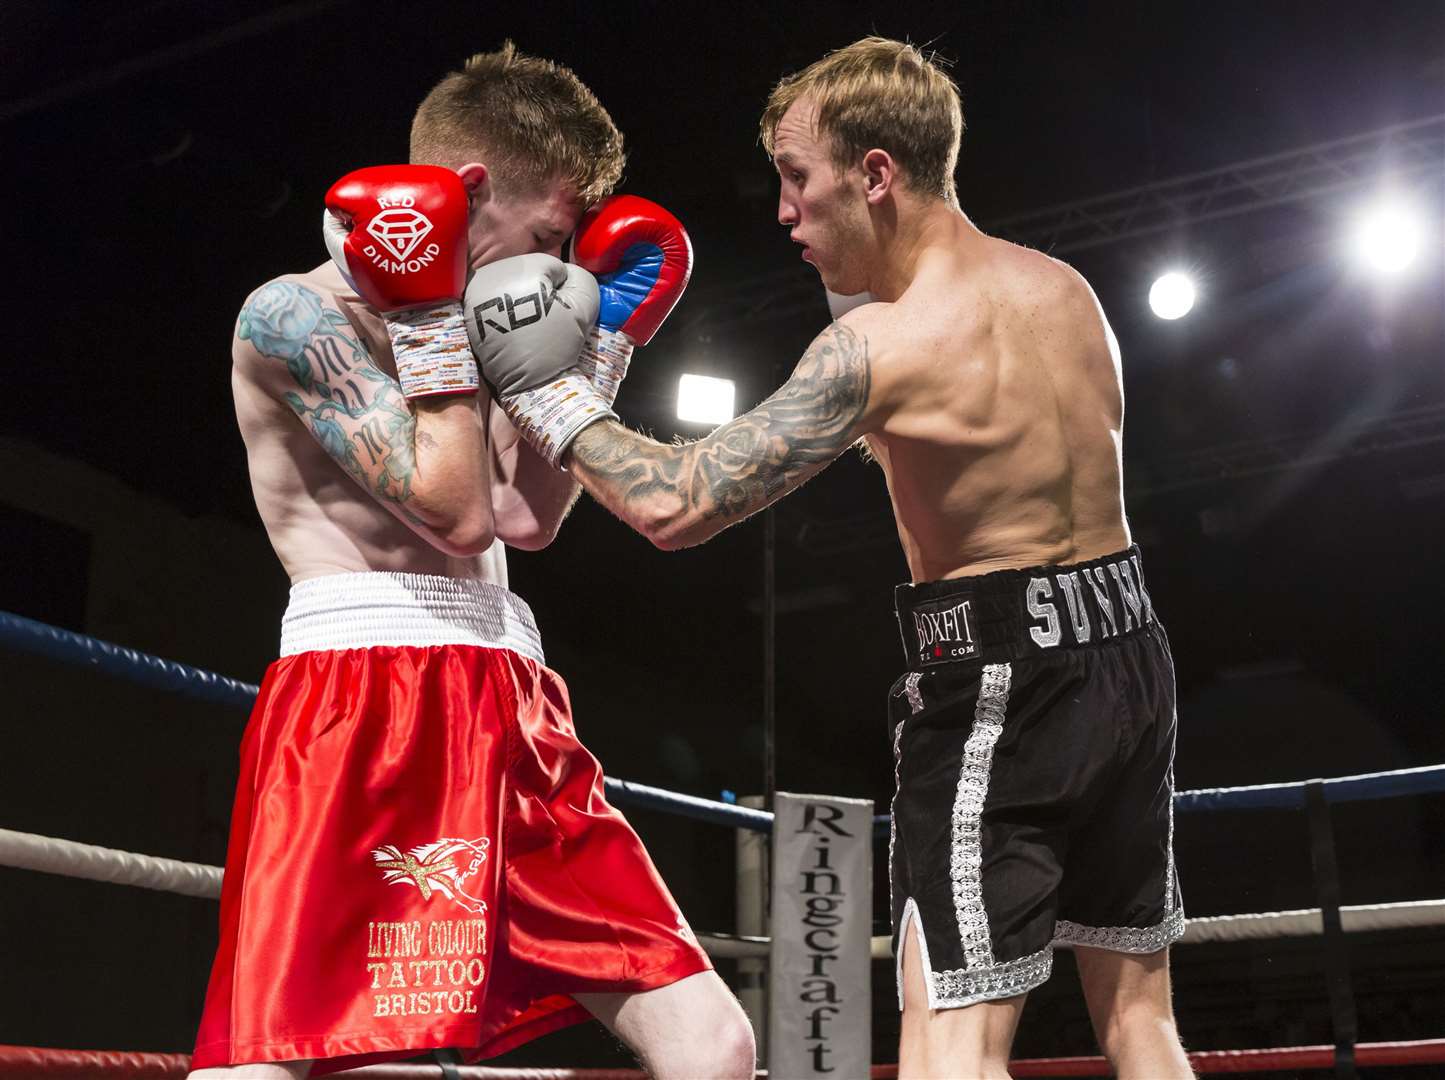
[896,662,1058,1008]
[950,663,1012,972]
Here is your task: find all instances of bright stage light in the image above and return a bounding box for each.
[676,373,736,425]
[1350,199,1424,275]
[1148,272,1196,320]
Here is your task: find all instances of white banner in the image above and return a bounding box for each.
[768,792,873,1079]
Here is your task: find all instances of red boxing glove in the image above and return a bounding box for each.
[323,165,469,312]
[568,195,692,404]
[323,165,476,398]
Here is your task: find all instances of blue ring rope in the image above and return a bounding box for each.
[1,611,260,710]
[6,610,1444,836]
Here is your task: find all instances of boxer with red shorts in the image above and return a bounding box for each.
[192,575,715,1074]
[190,43,753,1080]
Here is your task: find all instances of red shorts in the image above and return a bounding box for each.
[191,573,711,1074]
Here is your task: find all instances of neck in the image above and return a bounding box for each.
[865,196,976,301]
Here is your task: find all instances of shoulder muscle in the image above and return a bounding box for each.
[231,277,425,524]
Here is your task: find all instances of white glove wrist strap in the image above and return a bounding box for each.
[385,303,479,399]
[577,328,634,405]
[502,369,616,467]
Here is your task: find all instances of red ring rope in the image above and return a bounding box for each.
[4,1039,1445,1078]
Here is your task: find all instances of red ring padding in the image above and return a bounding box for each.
[5,1041,1445,1078]
[0,1046,189,1079]
[867,1038,1445,1077]
[0,1048,649,1080]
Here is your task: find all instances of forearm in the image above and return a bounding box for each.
[408,397,494,552]
[484,402,581,550]
[563,323,874,549]
[507,437,582,543]
[564,421,749,550]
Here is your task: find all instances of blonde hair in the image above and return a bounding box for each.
[760,36,962,202]
[411,41,625,204]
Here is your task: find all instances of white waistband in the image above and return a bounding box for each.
[279,572,544,664]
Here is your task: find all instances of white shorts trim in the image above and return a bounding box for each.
[279,571,544,665]
[1054,906,1186,953]
[896,898,1053,1011]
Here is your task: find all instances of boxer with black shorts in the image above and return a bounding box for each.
[475,36,1194,1080]
[888,548,1181,1011]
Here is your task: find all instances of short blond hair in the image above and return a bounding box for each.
[411,41,625,204]
[760,37,962,202]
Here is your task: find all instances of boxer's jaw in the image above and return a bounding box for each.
[464,175,585,269]
[790,178,872,295]
[820,193,876,295]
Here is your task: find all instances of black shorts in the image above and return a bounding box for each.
[887,546,1183,1010]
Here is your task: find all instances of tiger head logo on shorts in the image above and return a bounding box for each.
[371,837,491,915]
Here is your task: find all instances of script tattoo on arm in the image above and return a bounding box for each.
[567,322,871,547]
[237,280,424,524]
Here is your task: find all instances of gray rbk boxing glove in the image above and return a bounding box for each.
[464,254,607,467]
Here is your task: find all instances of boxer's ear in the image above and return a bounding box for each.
[862,148,895,205]
[456,162,491,202]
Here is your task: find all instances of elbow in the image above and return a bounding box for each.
[646,526,684,552]
[496,519,560,552]
[642,509,711,552]
[411,484,495,557]
[430,512,496,558]
[493,504,565,551]
[434,526,495,559]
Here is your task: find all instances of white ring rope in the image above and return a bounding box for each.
[1177,899,1445,943]
[5,828,1443,955]
[0,828,221,899]
[0,829,770,961]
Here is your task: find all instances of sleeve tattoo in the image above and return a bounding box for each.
[568,322,871,541]
[238,281,424,524]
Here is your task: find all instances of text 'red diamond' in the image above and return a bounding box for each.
[367,208,434,262]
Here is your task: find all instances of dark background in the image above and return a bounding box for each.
[2,0,1443,1071]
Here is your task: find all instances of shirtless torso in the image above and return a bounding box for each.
[562,111,1131,583]
[858,219,1130,583]
[232,262,578,584]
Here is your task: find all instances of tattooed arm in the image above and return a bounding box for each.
[232,277,494,556]
[565,320,876,550]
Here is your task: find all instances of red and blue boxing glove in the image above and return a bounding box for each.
[568,194,693,404]
[467,194,693,468]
